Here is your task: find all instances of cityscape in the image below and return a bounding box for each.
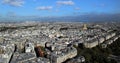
[0,0,120,63]
[0,22,119,63]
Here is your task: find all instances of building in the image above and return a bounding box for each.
[10,52,36,63]
[83,24,87,30]
[66,56,85,63]
[25,43,35,53]
[22,57,50,63]
[49,47,77,63]
[98,36,105,44]
[84,38,98,48]
[0,44,15,63]
[105,33,112,40]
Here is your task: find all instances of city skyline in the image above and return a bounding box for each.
[0,0,120,22]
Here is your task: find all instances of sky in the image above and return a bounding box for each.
[0,0,120,22]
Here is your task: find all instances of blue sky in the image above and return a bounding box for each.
[0,0,120,22]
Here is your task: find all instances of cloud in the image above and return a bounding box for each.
[73,13,120,22]
[75,7,80,10]
[6,11,17,17]
[0,13,2,17]
[55,9,59,12]
[93,3,106,8]
[100,4,105,7]
[56,1,74,5]
[2,0,24,7]
[0,15,2,17]
[33,0,37,2]
[36,6,53,10]
[0,13,120,22]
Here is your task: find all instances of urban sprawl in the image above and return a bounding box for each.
[0,22,120,63]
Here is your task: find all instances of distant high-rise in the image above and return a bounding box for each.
[83,24,87,30]
[0,48,4,54]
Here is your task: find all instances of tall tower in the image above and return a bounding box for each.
[83,24,87,30]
